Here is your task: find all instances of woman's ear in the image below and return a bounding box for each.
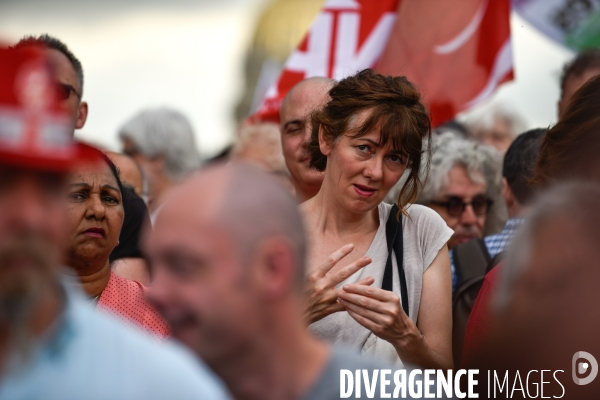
[318,125,332,156]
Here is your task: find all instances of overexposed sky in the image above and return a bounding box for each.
[1,1,573,158]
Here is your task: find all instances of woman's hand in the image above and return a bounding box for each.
[304,244,373,325]
[339,245,453,370]
[337,284,421,346]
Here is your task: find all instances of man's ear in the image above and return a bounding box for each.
[252,236,296,300]
[502,177,514,209]
[318,125,332,156]
[75,101,88,130]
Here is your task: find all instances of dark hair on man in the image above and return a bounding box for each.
[559,48,600,97]
[101,152,125,197]
[502,128,545,205]
[13,34,84,95]
[533,74,600,188]
[308,69,431,214]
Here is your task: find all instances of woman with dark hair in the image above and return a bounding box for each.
[303,69,453,368]
[64,146,169,338]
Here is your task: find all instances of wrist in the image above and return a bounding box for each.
[392,325,424,354]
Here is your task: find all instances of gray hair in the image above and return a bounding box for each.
[230,123,289,176]
[463,103,527,142]
[118,108,201,181]
[418,131,502,203]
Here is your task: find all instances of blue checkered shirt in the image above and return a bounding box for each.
[451,217,525,293]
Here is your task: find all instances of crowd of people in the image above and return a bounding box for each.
[1,32,600,399]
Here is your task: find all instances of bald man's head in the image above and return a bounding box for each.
[155,162,306,286]
[106,151,145,198]
[279,77,334,201]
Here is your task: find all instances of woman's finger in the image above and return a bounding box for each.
[327,256,372,285]
[345,308,380,333]
[338,291,391,315]
[312,243,355,278]
[355,277,375,286]
[342,282,394,302]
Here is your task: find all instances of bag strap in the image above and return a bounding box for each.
[452,238,491,285]
[486,250,505,274]
[383,204,409,318]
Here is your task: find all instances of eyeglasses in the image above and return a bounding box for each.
[57,83,81,100]
[429,196,493,217]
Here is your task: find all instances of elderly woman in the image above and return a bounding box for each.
[65,146,169,337]
[302,69,453,369]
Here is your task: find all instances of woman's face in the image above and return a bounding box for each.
[65,161,124,270]
[320,111,408,214]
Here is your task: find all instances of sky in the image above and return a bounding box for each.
[1,0,574,159]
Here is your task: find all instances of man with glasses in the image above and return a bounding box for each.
[13,34,88,135]
[420,132,502,251]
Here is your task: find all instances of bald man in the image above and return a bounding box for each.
[106,151,147,202]
[280,77,334,201]
[144,163,417,400]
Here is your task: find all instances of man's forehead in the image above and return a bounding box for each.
[44,48,78,85]
[281,80,330,120]
[441,166,486,192]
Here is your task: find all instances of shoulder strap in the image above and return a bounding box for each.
[383,204,409,318]
[452,238,490,285]
[486,251,505,273]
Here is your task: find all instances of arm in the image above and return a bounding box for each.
[338,245,453,369]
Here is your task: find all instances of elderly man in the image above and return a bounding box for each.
[279,77,334,201]
[145,163,429,400]
[418,132,503,251]
[119,107,201,213]
[13,34,88,134]
[0,46,226,400]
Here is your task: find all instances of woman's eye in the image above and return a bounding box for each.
[389,154,403,164]
[357,145,369,152]
[103,196,118,204]
[69,192,85,200]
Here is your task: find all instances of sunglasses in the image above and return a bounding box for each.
[57,83,81,100]
[430,196,493,217]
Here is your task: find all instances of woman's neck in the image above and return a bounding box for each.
[306,181,379,238]
[76,259,111,298]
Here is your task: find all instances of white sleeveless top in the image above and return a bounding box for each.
[309,203,453,367]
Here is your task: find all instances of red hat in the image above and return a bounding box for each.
[0,45,92,172]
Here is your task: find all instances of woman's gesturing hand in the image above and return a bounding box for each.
[304,244,373,325]
[337,284,421,347]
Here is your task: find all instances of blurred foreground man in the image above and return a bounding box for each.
[146,163,425,400]
[279,77,333,201]
[0,46,226,400]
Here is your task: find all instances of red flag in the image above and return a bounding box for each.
[254,0,513,127]
[377,0,513,127]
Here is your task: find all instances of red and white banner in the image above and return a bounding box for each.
[254,0,513,128]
